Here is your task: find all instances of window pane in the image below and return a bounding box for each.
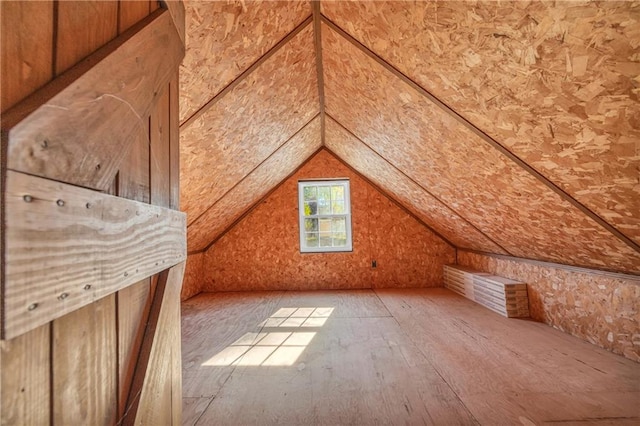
[304,201,317,216]
[332,235,347,247]
[319,218,331,233]
[331,186,344,201]
[331,200,345,214]
[319,233,332,247]
[318,186,331,215]
[303,186,317,201]
[304,218,318,232]
[331,217,345,233]
[305,232,318,247]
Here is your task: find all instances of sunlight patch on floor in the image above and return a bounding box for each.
[203,307,334,367]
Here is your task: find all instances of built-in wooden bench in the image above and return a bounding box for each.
[444,265,530,318]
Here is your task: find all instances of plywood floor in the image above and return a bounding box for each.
[181,289,640,425]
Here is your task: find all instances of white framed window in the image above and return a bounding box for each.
[298,179,352,253]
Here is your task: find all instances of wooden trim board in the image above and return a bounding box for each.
[1,8,184,191]
[2,170,186,340]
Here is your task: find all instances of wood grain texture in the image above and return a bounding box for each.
[134,262,185,425]
[52,296,118,426]
[179,0,310,122]
[184,290,639,425]
[116,116,153,419]
[0,1,53,113]
[457,250,640,362]
[150,85,171,208]
[3,170,186,339]
[201,149,455,292]
[322,0,640,245]
[180,25,319,225]
[119,0,152,34]
[161,0,185,45]
[325,116,507,255]
[187,115,322,252]
[322,23,640,274]
[0,324,50,426]
[376,288,640,425]
[3,9,184,191]
[56,1,118,75]
[169,72,180,210]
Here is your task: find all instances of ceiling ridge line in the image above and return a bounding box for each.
[187,112,321,229]
[325,113,512,256]
[312,0,326,146]
[201,146,326,254]
[322,146,457,250]
[180,14,313,130]
[320,15,640,255]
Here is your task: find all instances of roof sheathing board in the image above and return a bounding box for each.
[180,0,311,122]
[188,116,323,252]
[324,116,508,255]
[180,24,319,225]
[322,23,640,274]
[322,0,640,244]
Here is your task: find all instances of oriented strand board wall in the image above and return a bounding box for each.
[180,24,319,225]
[322,0,640,245]
[187,115,322,252]
[325,116,507,255]
[182,252,205,301]
[1,2,183,424]
[180,0,311,122]
[201,150,455,292]
[322,22,640,274]
[457,251,640,362]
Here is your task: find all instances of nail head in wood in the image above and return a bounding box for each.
[58,292,69,301]
[56,199,65,207]
[23,195,33,203]
[27,303,39,311]
[83,284,92,290]
[41,139,48,149]
[86,202,92,209]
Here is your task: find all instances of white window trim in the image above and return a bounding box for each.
[298,179,352,253]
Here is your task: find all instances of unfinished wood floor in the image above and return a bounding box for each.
[181,289,640,425]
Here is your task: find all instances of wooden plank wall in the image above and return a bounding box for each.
[1,1,184,424]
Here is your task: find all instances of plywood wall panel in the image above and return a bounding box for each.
[0,1,53,113]
[180,0,311,122]
[180,25,319,225]
[325,117,507,255]
[52,296,118,425]
[56,1,118,75]
[0,325,50,426]
[457,251,640,362]
[202,150,455,292]
[322,0,640,244]
[188,116,322,252]
[119,0,152,34]
[182,252,204,301]
[322,24,640,274]
[151,85,172,208]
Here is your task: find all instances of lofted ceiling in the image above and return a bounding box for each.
[178,0,640,275]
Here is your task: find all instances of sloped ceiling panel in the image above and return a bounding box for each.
[324,116,508,255]
[187,115,322,252]
[322,0,640,244]
[180,25,319,224]
[322,23,640,273]
[180,0,311,122]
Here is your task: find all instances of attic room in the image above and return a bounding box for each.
[0,0,638,424]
